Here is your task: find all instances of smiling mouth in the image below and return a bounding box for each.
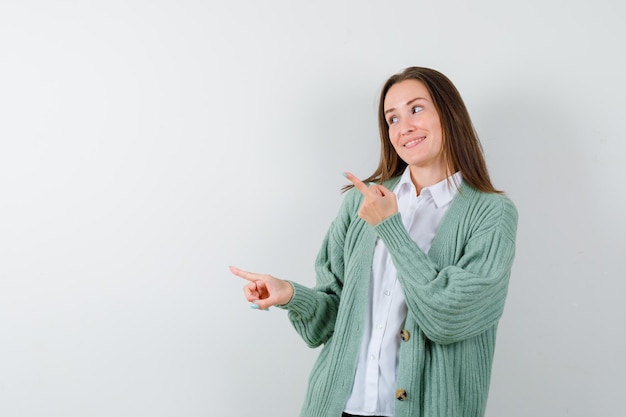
[404,137,425,148]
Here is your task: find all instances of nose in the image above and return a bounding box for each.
[400,119,415,135]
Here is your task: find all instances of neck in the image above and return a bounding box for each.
[409,164,450,195]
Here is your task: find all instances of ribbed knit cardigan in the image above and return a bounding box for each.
[281,178,518,417]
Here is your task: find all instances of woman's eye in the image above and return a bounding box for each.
[412,106,423,114]
[389,116,398,125]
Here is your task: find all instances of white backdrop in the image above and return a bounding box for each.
[1,1,624,416]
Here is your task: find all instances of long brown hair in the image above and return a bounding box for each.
[344,67,501,194]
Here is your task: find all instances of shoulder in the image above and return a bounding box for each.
[329,186,365,232]
[461,183,516,213]
[457,183,518,238]
[340,186,363,212]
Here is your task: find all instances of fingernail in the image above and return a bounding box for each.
[250,300,269,311]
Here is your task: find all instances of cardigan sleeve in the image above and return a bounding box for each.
[375,193,518,345]
[278,190,356,348]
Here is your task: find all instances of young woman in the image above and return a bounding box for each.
[230,66,518,417]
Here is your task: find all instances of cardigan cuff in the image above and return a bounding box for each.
[276,281,316,316]
[374,212,415,250]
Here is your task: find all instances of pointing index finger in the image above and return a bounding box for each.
[343,172,370,194]
[229,266,260,282]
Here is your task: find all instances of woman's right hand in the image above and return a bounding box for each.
[229,266,294,310]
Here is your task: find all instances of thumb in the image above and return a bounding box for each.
[251,299,271,311]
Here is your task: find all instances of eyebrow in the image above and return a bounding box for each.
[384,97,426,115]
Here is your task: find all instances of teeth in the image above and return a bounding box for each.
[404,137,425,147]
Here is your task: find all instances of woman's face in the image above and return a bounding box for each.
[383,79,445,173]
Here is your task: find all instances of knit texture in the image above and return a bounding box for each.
[281,178,518,417]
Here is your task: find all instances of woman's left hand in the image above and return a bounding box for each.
[229,266,294,310]
[344,171,398,226]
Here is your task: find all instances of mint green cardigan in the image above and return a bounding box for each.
[282,178,518,417]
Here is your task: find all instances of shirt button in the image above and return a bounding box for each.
[384,290,391,296]
[370,354,376,360]
[377,324,383,330]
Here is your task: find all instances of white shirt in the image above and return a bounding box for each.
[344,169,462,416]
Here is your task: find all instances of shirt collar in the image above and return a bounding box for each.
[396,168,462,208]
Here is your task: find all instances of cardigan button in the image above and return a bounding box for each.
[395,389,407,401]
[400,329,410,342]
